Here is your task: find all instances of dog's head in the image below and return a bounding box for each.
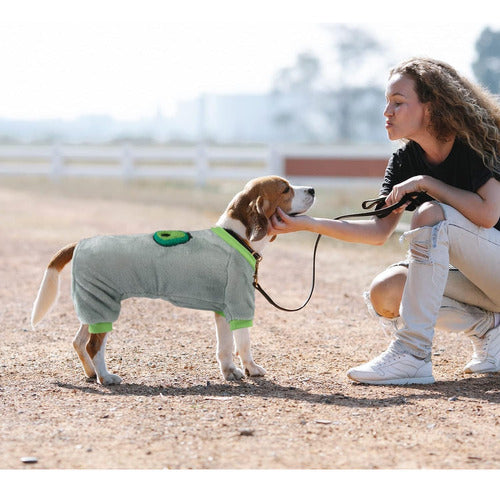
[222,175,315,242]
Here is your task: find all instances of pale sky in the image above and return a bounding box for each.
[1,1,498,121]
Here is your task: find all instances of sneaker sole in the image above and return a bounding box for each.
[347,374,435,385]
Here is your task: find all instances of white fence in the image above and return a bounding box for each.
[0,143,393,185]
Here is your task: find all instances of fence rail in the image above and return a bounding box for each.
[0,144,394,185]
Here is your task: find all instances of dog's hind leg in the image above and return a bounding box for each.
[86,333,122,385]
[234,328,266,377]
[72,324,96,379]
[214,313,245,381]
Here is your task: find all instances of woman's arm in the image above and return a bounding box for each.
[386,175,500,229]
[269,207,402,246]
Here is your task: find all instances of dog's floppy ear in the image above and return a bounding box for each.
[246,196,269,242]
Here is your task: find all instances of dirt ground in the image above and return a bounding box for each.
[1,176,499,471]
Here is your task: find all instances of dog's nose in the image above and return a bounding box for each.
[307,188,315,197]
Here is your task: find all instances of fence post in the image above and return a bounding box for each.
[51,144,63,180]
[195,143,208,186]
[121,143,134,180]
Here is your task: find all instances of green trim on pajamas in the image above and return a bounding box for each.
[211,227,257,268]
[89,322,113,334]
[215,311,253,331]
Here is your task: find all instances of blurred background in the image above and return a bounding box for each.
[1,3,499,183]
[2,21,499,146]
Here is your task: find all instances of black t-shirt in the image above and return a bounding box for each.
[380,138,500,231]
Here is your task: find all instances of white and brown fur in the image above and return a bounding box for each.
[31,176,315,385]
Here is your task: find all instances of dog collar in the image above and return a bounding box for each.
[211,227,261,269]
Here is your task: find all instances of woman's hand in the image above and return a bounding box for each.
[268,207,312,235]
[388,175,500,229]
[385,175,429,213]
[270,205,401,245]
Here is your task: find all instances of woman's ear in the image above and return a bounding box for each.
[246,196,269,242]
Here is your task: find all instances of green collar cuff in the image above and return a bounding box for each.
[211,227,257,269]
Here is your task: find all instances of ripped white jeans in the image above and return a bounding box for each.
[392,203,500,359]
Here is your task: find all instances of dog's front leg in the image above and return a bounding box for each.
[233,328,266,377]
[214,313,244,381]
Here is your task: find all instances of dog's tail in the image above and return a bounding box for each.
[31,242,77,328]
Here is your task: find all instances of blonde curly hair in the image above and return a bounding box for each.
[390,57,500,176]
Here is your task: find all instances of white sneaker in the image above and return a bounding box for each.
[464,326,500,374]
[347,342,435,385]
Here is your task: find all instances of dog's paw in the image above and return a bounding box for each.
[97,373,122,385]
[244,362,266,377]
[222,365,245,381]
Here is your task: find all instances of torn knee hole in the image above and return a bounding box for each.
[409,242,430,262]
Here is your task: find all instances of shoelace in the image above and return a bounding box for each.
[371,345,404,366]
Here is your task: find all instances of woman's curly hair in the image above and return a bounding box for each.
[390,57,500,176]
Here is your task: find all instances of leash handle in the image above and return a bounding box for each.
[335,192,423,220]
[254,192,424,312]
[361,196,386,210]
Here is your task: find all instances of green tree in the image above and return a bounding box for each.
[271,25,386,143]
[326,25,384,141]
[273,52,322,94]
[272,52,326,142]
[472,27,500,94]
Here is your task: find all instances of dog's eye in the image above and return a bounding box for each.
[282,186,290,194]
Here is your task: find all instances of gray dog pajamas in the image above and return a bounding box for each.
[71,227,257,333]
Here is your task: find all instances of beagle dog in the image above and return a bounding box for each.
[31,176,315,385]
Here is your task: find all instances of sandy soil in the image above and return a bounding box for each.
[1,177,499,470]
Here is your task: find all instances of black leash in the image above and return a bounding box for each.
[252,234,321,312]
[253,192,423,312]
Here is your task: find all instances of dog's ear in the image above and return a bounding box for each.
[246,196,269,242]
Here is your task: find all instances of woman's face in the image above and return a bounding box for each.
[384,73,429,141]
